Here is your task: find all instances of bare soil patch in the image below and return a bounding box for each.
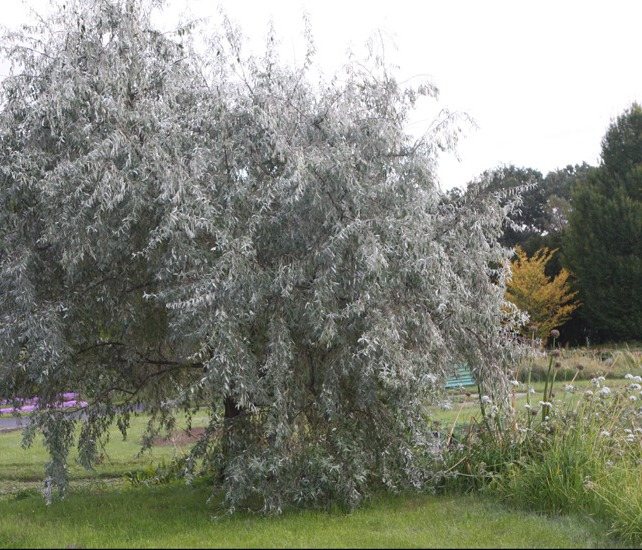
[150,427,206,447]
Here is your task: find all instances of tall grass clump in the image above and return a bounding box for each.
[589,463,642,545]
[443,331,642,545]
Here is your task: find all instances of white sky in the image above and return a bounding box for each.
[3,0,642,190]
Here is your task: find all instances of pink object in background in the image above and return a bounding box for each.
[0,393,85,414]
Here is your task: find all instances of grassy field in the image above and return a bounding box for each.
[1,345,638,548]
[515,346,641,382]
[0,483,622,548]
[434,377,630,426]
[0,408,626,548]
[0,413,209,496]
[3,380,596,493]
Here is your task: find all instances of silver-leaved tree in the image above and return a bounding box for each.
[0,0,523,511]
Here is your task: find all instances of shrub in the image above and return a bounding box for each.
[443,336,642,545]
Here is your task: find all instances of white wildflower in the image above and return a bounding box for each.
[481,395,492,405]
[598,386,611,397]
[629,383,642,391]
[564,384,575,393]
[591,376,606,387]
[584,477,596,490]
[600,430,611,437]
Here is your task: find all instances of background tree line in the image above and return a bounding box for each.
[467,104,642,345]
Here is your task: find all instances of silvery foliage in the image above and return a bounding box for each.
[0,0,524,511]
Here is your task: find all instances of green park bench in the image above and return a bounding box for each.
[445,364,477,389]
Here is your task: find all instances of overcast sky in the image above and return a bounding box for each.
[3,0,642,190]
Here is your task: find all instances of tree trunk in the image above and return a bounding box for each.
[219,396,241,482]
[224,396,241,422]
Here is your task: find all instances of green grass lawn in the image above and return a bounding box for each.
[434,378,630,426]
[0,378,629,491]
[0,413,209,495]
[0,372,634,548]
[0,483,622,548]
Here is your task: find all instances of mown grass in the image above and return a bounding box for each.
[0,413,209,495]
[1,345,638,548]
[0,483,622,548]
[434,378,630,426]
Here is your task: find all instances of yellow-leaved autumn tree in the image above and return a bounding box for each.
[506,246,580,340]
